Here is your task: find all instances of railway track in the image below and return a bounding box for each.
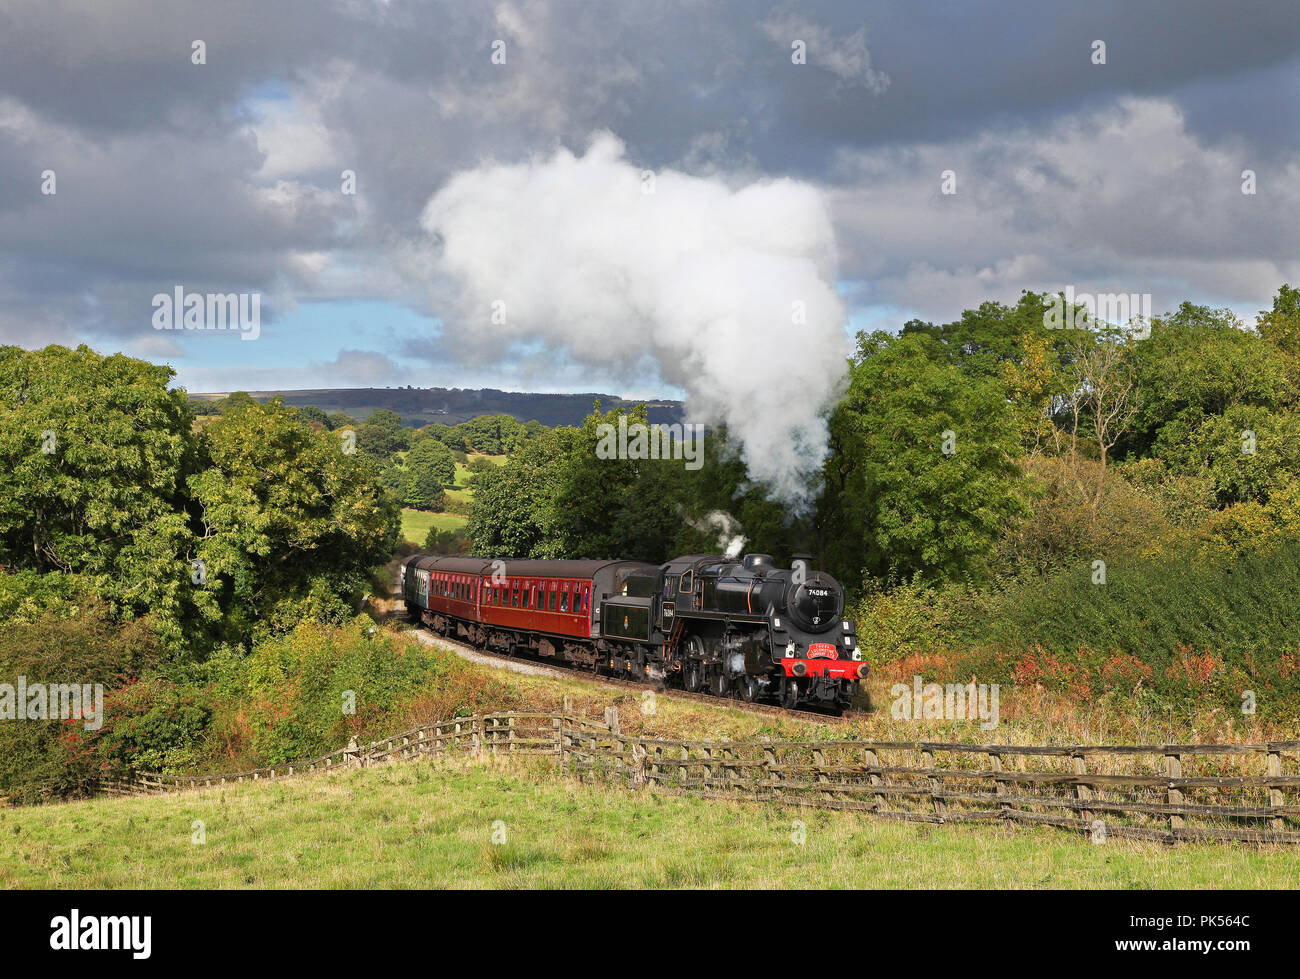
[405,621,869,725]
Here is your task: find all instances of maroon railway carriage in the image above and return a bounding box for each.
[401,555,657,653]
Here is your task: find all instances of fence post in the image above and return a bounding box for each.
[631,741,648,787]
[864,747,883,812]
[1165,752,1185,833]
[1267,749,1284,832]
[987,751,1007,819]
[921,746,943,819]
[1072,753,1093,827]
[604,706,620,735]
[812,747,831,802]
[763,739,779,798]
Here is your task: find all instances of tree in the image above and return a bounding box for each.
[1258,284,1300,358]
[1060,328,1139,506]
[188,399,400,642]
[217,391,258,415]
[466,430,569,557]
[405,437,456,488]
[0,344,197,640]
[1122,302,1294,458]
[294,404,331,429]
[902,290,1065,381]
[354,422,404,460]
[821,332,1029,584]
[366,408,405,432]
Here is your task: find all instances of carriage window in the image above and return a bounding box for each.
[559,589,569,613]
[548,589,556,611]
[522,586,530,609]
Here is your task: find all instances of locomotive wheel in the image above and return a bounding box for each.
[682,660,703,692]
[780,679,799,710]
[739,677,759,702]
[681,636,706,692]
[710,671,730,697]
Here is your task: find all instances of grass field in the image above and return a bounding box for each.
[5,755,1298,889]
[397,452,506,544]
[400,508,466,544]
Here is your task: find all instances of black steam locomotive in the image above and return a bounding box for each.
[401,551,864,711]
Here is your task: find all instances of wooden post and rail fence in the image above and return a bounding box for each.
[96,709,1300,845]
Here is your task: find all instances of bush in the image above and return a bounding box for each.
[0,602,159,804]
[205,618,519,768]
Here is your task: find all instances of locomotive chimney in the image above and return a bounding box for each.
[741,553,774,572]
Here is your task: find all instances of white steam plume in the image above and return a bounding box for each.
[679,508,748,559]
[421,132,849,507]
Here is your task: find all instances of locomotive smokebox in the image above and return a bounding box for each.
[741,553,774,572]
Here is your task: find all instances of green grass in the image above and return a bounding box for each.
[398,453,504,544]
[400,509,467,545]
[5,756,1300,888]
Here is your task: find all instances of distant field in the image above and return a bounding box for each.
[398,453,502,544]
[5,756,1298,889]
[400,508,467,545]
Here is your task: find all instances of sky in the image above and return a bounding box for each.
[2,0,1298,398]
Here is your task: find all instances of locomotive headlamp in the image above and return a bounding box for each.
[851,650,862,661]
[785,643,796,658]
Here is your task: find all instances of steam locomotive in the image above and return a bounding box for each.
[399,552,864,711]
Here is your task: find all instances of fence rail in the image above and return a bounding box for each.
[97,709,1300,845]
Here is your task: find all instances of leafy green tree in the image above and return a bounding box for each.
[459,413,524,454]
[354,422,404,460]
[405,437,456,489]
[423,525,471,554]
[427,423,466,451]
[365,408,403,430]
[466,429,572,557]
[188,400,400,641]
[0,345,197,639]
[294,404,331,429]
[1153,405,1300,506]
[901,291,1065,381]
[217,391,258,415]
[822,332,1029,584]
[1258,284,1300,358]
[1122,303,1294,458]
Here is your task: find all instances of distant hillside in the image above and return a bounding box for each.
[189,386,684,428]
